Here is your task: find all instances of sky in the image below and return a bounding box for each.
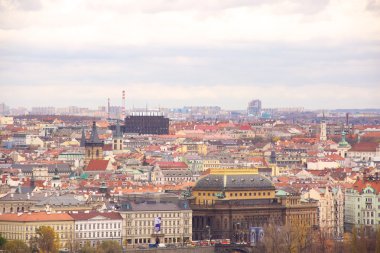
[0,0,380,110]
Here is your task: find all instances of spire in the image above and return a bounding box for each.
[88,121,102,144]
[270,150,276,164]
[338,130,349,147]
[53,164,60,180]
[80,127,86,147]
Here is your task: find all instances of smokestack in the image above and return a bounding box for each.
[346,113,349,126]
[107,98,110,119]
[122,90,126,120]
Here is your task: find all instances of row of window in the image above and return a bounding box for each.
[130,237,184,244]
[132,220,184,227]
[128,212,188,218]
[76,222,121,230]
[197,191,272,197]
[0,224,73,232]
[129,228,188,235]
[76,231,121,238]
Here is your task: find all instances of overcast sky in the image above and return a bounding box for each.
[0,0,379,110]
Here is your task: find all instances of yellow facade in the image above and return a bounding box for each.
[192,168,276,205]
[85,146,103,164]
[193,190,276,204]
[202,159,220,171]
[179,143,207,155]
[0,220,74,249]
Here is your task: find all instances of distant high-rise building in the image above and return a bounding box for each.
[0,103,10,115]
[124,113,169,135]
[247,99,262,116]
[31,107,55,115]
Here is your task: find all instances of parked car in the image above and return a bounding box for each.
[158,243,167,248]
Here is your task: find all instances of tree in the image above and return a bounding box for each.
[4,240,29,253]
[0,234,7,249]
[78,242,96,253]
[351,226,358,253]
[98,241,122,253]
[376,227,380,253]
[36,226,60,253]
[262,219,286,253]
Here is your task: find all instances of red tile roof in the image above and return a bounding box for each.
[154,161,188,169]
[326,154,345,161]
[85,160,110,171]
[350,178,380,194]
[350,142,378,152]
[0,212,73,222]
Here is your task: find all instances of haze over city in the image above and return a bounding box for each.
[2,2,380,253]
[1,0,380,109]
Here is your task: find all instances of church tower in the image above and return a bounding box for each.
[337,131,351,158]
[320,120,327,141]
[80,127,86,147]
[85,121,104,164]
[113,120,123,153]
[51,164,61,189]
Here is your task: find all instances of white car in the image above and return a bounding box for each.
[158,243,167,248]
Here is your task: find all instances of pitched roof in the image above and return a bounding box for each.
[85,160,110,171]
[155,161,188,169]
[70,212,122,220]
[350,178,380,194]
[193,174,275,191]
[0,212,74,222]
[349,142,378,152]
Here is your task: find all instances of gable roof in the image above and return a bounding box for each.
[85,160,110,171]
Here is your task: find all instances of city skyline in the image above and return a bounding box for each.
[1,0,380,109]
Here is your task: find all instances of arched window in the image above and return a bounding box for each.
[96,149,99,157]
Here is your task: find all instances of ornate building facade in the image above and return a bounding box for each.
[190,168,318,242]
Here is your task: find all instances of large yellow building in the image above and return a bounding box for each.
[192,168,275,205]
[190,168,317,242]
[0,212,74,251]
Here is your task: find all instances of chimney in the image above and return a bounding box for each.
[121,90,126,120]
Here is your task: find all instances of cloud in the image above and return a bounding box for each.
[0,0,379,109]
